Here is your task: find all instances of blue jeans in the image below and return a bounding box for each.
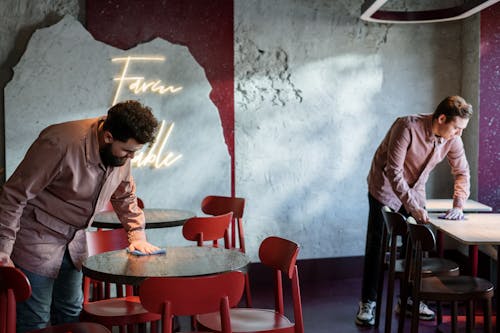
[16,249,83,333]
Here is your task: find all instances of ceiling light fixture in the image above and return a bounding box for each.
[361,0,500,23]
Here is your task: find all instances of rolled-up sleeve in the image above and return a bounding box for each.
[110,169,146,243]
[447,138,470,208]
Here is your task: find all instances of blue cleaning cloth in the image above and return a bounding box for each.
[437,214,467,220]
[126,248,166,256]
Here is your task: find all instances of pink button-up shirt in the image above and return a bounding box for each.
[368,114,470,215]
[0,117,146,277]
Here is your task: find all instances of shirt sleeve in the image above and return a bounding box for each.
[0,134,64,259]
[446,137,470,209]
[110,168,147,243]
[384,118,424,214]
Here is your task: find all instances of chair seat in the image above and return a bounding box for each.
[198,308,295,332]
[28,322,111,333]
[420,276,494,300]
[82,296,160,324]
[395,257,460,277]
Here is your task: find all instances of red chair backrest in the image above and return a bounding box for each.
[86,228,129,256]
[139,271,244,333]
[182,212,232,248]
[201,195,246,252]
[84,229,131,302]
[0,266,31,333]
[259,236,300,279]
[258,236,304,333]
[201,196,244,219]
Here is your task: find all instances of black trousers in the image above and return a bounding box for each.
[361,193,408,302]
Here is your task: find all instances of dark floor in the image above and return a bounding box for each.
[246,275,495,333]
[145,271,495,333]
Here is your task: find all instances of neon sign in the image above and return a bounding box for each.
[112,55,183,169]
[131,121,182,169]
[111,56,183,105]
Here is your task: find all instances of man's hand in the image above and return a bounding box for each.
[128,240,160,254]
[443,207,464,220]
[412,207,430,224]
[0,254,15,267]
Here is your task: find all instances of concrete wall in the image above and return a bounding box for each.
[0,0,84,179]
[0,0,484,261]
[233,1,478,259]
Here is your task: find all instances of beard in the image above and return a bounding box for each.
[100,143,128,167]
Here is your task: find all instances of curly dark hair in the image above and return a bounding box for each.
[103,100,159,145]
[432,96,473,123]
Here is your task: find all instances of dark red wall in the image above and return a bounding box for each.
[86,0,235,194]
[479,3,500,212]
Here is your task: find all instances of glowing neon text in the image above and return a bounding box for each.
[111,55,183,169]
[112,56,183,105]
[131,120,182,169]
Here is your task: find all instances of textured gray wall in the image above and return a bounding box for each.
[233,0,479,259]
[0,0,84,181]
[0,0,481,260]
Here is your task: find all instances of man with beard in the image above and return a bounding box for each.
[0,100,160,332]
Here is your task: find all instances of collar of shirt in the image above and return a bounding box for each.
[85,117,105,168]
[422,114,445,146]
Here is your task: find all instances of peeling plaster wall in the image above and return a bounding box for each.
[234,0,476,260]
[0,0,83,182]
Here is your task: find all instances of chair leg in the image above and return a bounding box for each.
[398,281,409,332]
[151,320,158,333]
[451,301,458,333]
[375,271,384,328]
[466,300,473,333]
[437,301,443,325]
[384,269,396,333]
[484,298,492,333]
[410,296,420,333]
[244,273,253,307]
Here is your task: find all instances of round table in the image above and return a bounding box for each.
[82,246,250,285]
[92,208,195,229]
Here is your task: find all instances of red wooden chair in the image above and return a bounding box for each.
[0,266,110,333]
[197,236,304,333]
[84,228,132,301]
[139,271,245,333]
[80,229,160,332]
[200,196,252,307]
[182,213,253,307]
[201,195,246,252]
[182,213,232,248]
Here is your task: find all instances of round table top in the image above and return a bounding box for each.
[92,208,195,229]
[82,246,250,285]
